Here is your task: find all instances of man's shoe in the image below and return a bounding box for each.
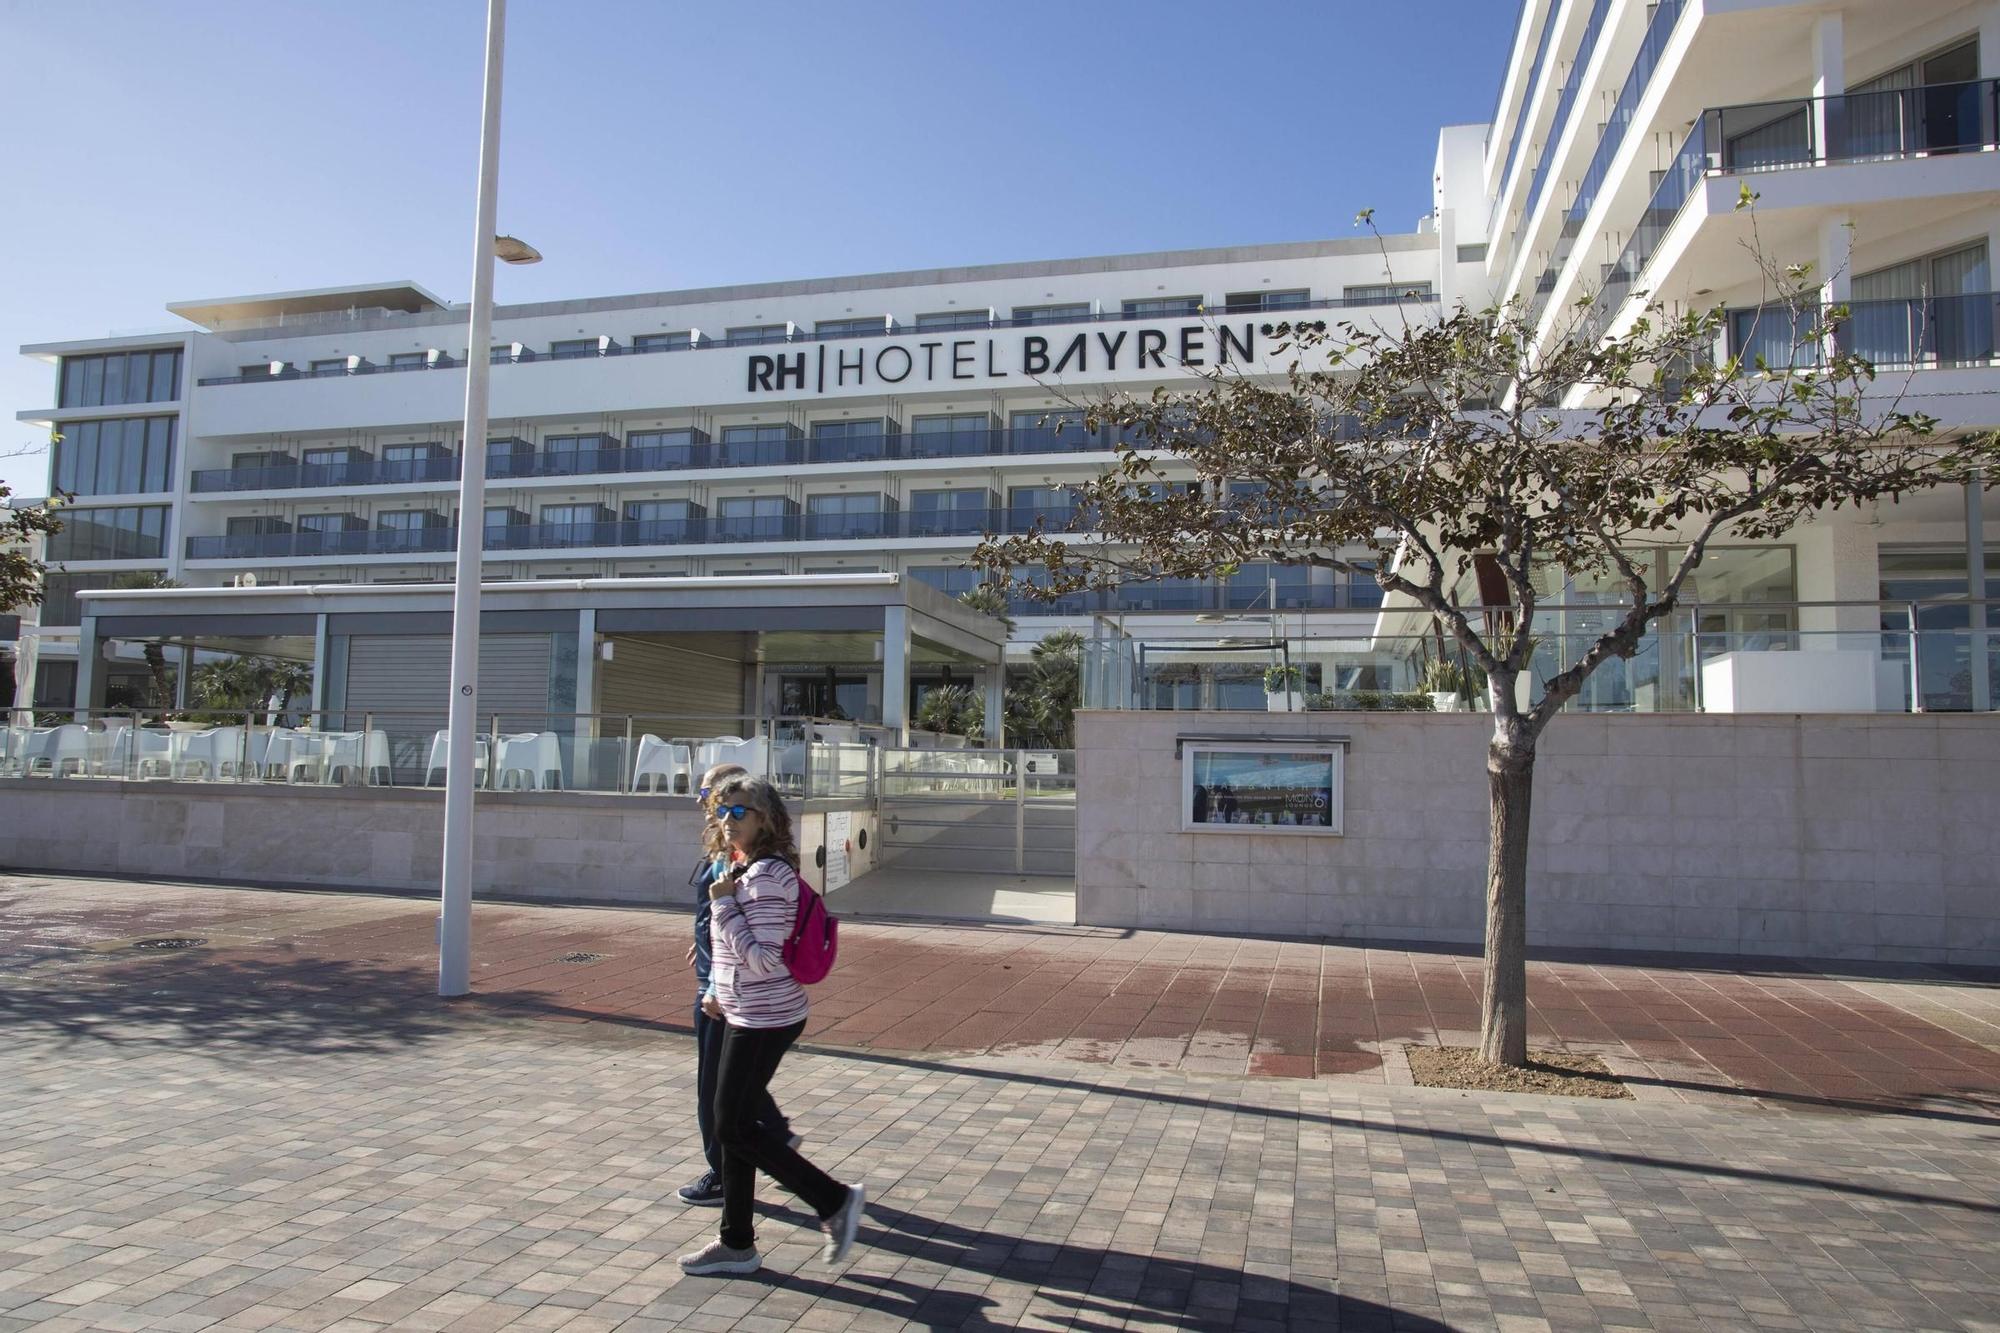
[787,1131,803,1151]
[821,1183,865,1266]
[678,1240,760,1275]
[676,1172,724,1207]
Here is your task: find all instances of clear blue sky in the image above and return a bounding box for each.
[0,0,1520,495]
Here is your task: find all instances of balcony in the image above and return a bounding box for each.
[184,426,1155,495]
[1592,79,2000,328]
[196,354,460,387]
[1726,292,1999,370]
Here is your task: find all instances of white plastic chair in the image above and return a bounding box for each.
[694,735,747,775]
[132,728,176,779]
[29,725,92,777]
[174,727,243,780]
[631,734,692,794]
[494,731,562,790]
[285,733,330,784]
[426,730,491,787]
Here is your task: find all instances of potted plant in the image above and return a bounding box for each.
[1420,658,1476,712]
[1262,664,1305,713]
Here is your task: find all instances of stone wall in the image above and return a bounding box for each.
[1075,710,2000,965]
[0,781,707,906]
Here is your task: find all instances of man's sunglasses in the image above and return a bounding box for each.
[716,804,753,821]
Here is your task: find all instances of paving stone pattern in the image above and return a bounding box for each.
[4,953,2000,1329]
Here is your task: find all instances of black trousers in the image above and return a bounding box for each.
[695,1001,787,1175]
[715,1017,847,1249]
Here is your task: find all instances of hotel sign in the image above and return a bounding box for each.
[744,319,1279,395]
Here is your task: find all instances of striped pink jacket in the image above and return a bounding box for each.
[707,857,810,1029]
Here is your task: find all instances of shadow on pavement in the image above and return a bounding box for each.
[0,950,480,1057]
[696,1200,1430,1332]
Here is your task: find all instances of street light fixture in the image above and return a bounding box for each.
[439,0,530,999]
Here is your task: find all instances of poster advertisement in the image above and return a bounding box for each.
[1182,744,1342,835]
[824,810,852,890]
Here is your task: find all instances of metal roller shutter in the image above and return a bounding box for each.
[342,633,555,781]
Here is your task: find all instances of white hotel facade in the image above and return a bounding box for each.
[15,0,2000,717]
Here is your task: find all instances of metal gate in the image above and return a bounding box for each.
[875,748,1075,877]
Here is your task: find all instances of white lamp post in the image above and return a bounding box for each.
[439,0,540,998]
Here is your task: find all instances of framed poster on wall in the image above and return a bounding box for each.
[1181,742,1343,835]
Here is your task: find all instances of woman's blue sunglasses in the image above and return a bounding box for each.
[716,804,753,821]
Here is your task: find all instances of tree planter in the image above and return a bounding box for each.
[1265,690,1306,713]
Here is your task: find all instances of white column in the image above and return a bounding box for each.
[309,612,329,714]
[75,616,103,713]
[984,653,1005,748]
[1810,13,1845,163]
[881,605,909,744]
[439,0,508,1000]
[574,609,597,786]
[1981,4,2000,80]
[1818,214,1853,362]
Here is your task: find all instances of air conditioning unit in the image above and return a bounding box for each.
[231,573,259,589]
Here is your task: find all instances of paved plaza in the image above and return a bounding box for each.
[1,874,1998,1330]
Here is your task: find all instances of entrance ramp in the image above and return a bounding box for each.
[844,747,1075,923]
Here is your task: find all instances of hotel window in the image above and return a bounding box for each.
[544,433,619,475]
[538,504,615,546]
[1223,290,1310,313]
[1008,408,1096,453]
[550,338,601,360]
[809,419,892,463]
[717,424,800,468]
[907,413,994,458]
[486,437,535,478]
[907,488,992,537]
[815,316,890,340]
[723,324,792,346]
[302,447,370,484]
[378,509,445,531]
[1343,281,1435,306]
[295,512,366,554]
[908,565,983,599]
[37,573,121,627]
[483,506,529,536]
[308,358,349,377]
[627,427,707,470]
[1122,297,1201,319]
[388,352,428,369]
[915,310,993,331]
[624,499,701,542]
[715,496,794,541]
[381,443,449,483]
[1456,244,1488,264]
[1010,302,1091,327]
[490,344,520,363]
[50,417,176,496]
[804,492,887,540]
[634,331,693,352]
[1007,485,1078,530]
[57,349,182,408]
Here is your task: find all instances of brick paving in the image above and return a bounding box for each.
[3,881,2000,1328]
[4,873,1997,1121]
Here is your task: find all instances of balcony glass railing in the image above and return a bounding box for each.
[185,426,1162,494]
[183,506,1117,560]
[191,294,1439,386]
[1591,79,2000,328]
[1488,0,1562,239]
[1727,292,1999,369]
[1531,0,1688,324]
[1519,0,1615,235]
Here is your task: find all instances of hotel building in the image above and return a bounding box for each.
[16,0,1998,718]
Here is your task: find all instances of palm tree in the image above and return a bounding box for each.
[957,583,1016,638]
[110,571,181,712]
[1005,629,1083,748]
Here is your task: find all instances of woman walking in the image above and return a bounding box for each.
[678,762,793,1207]
[677,775,865,1275]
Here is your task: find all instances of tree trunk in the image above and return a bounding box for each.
[143,641,171,714]
[1479,722,1536,1067]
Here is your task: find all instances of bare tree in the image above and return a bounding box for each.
[975,214,1998,1067]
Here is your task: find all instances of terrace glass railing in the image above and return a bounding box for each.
[1080,600,2000,715]
[0,710,918,800]
[190,294,1438,386]
[1590,79,2000,330]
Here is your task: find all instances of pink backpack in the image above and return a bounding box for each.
[782,869,839,985]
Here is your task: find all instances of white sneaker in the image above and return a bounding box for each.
[678,1240,760,1276]
[821,1183,865,1266]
